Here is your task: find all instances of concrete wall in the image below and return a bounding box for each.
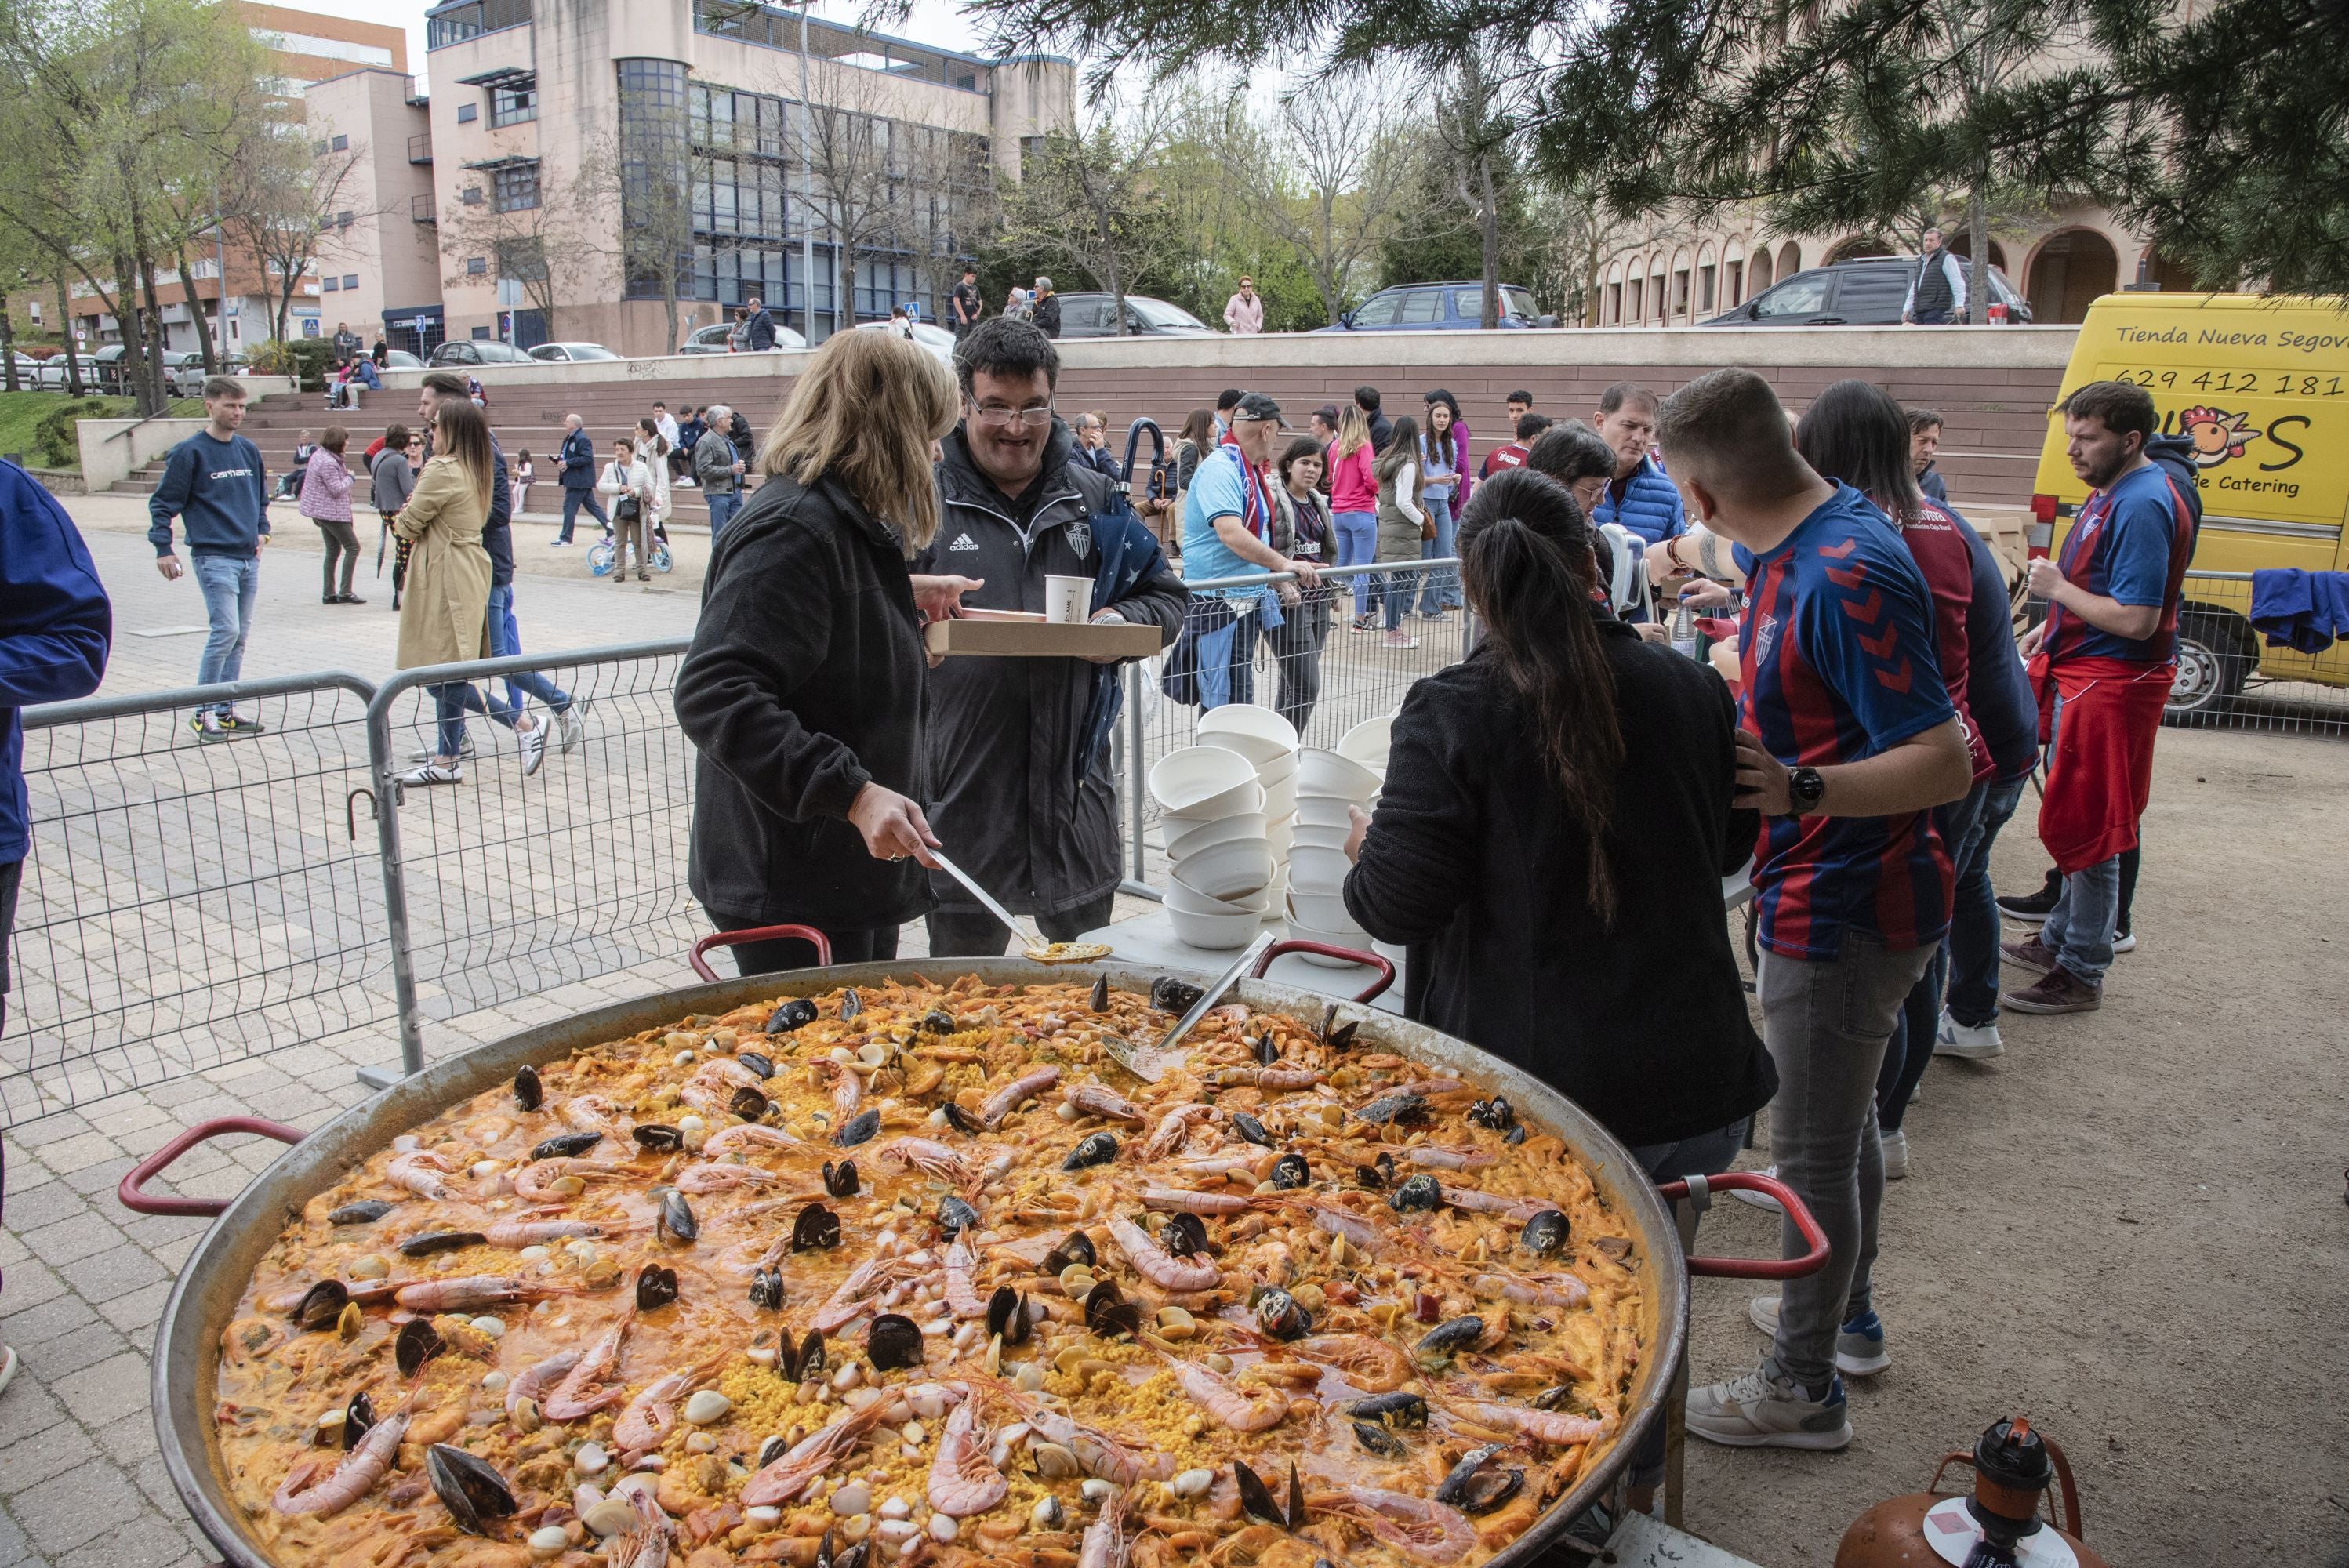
[78,419,209,492]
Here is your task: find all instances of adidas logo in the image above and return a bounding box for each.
[947,532,979,552]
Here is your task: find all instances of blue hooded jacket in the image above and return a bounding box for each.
[3,462,111,862]
[1588,452,1686,546]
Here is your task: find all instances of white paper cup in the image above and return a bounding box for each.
[1045,575,1091,625]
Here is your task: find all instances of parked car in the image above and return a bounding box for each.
[1052,293,1217,339]
[382,348,424,370]
[427,339,531,368]
[527,341,621,363]
[675,320,808,354]
[1314,281,1555,332]
[852,319,957,365]
[5,352,51,390]
[161,350,245,397]
[1701,255,2033,326]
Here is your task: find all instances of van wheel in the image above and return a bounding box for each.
[2164,609,2253,727]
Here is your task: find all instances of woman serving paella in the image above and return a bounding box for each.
[216,974,1643,1568]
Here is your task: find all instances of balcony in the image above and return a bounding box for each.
[412,194,437,224]
[408,133,433,163]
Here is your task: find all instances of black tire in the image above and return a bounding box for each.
[2164,608,2253,727]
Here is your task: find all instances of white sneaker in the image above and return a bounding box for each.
[398,761,462,786]
[550,539,573,549]
[1880,1127,1909,1180]
[1933,1009,2004,1060]
[556,703,587,754]
[1731,1163,1784,1213]
[1747,1298,1891,1377]
[2111,927,2137,954]
[516,722,546,777]
[1685,1363,1851,1450]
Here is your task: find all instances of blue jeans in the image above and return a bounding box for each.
[1373,564,1410,631]
[706,491,740,536]
[557,487,606,543]
[482,583,573,724]
[1944,772,2027,1026]
[1875,779,1991,1131]
[2042,856,2121,983]
[1333,510,1377,617]
[432,683,469,758]
[1415,493,1458,613]
[1194,607,1257,710]
[191,553,260,715]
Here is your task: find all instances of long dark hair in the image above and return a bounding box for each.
[1376,414,1424,499]
[1178,408,1217,450]
[1458,467,1626,923]
[1795,379,1922,525]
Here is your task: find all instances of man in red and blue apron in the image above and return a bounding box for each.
[2004,380,2195,1014]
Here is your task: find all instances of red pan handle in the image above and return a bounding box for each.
[1250,940,1396,1003]
[1657,1171,1831,1279]
[118,1116,304,1218]
[689,924,835,982]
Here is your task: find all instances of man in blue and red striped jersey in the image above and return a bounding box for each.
[2003,380,2195,1014]
[1658,368,1973,1453]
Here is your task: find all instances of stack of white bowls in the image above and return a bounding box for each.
[1196,706,1300,895]
[1150,746,1273,949]
[1285,746,1384,962]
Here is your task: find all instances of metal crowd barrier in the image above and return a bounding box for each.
[2172,569,2349,733]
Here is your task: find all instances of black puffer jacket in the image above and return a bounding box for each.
[916,423,1185,917]
[676,472,933,928]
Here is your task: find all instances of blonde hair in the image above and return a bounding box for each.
[758,331,957,554]
[1334,403,1372,459]
[431,398,496,520]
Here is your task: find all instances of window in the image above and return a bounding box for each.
[426,0,533,48]
[343,274,358,289]
[493,162,540,212]
[1754,276,1828,318]
[462,185,484,205]
[491,78,536,127]
[1727,260,1744,303]
[1398,289,1444,325]
[336,210,354,228]
[1607,282,1622,323]
[466,256,488,275]
[456,102,478,123]
[331,134,349,151]
[1699,264,1716,313]
[1351,291,1403,328]
[321,277,339,292]
[471,327,492,341]
[1673,269,1690,315]
[1627,278,1643,320]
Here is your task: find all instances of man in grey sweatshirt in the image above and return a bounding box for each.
[148,378,270,740]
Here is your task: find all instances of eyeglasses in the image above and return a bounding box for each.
[973,402,1053,429]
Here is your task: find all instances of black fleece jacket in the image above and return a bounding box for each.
[1343,619,1774,1146]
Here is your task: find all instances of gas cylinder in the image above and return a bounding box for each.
[1833,1416,2110,1568]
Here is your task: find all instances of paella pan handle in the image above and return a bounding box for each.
[688,924,835,982]
[1657,1171,1831,1279]
[1249,940,1396,1003]
[118,1116,304,1218]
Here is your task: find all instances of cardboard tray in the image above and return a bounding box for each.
[924,616,1164,659]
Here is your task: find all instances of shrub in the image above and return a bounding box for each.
[34,397,122,468]
[245,337,338,389]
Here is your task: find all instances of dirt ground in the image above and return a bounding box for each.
[1672,721,2349,1564]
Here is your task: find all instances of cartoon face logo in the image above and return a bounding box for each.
[2177,406,2260,468]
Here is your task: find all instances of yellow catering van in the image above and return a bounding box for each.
[2031,292,2349,721]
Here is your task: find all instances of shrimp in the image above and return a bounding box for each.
[987,1383,1173,1486]
[1286,1199,1383,1251]
[1405,1147,1497,1171]
[811,1257,931,1333]
[608,1486,677,1568]
[1450,1401,1612,1447]
[942,1237,989,1319]
[559,1094,621,1135]
[387,1150,458,1202]
[1311,1488,1477,1564]
[1436,1185,1549,1221]
[811,1059,863,1116]
[1472,1272,1590,1310]
[392,1276,584,1312]
[1151,1345,1285,1432]
[1107,1214,1219,1291]
[1077,1486,1133,1568]
[613,1355,726,1455]
[925,1396,1007,1516]
[270,1407,410,1515]
[1142,1103,1216,1160]
[703,1123,811,1157]
[1213,1066,1326,1091]
[981,1065,1060,1127]
[543,1302,635,1420]
[481,1218,604,1247]
[674,1162,782,1194]
[875,1137,977,1187]
[512,1157,630,1203]
[1171,1153,1270,1180]
[740,1401,895,1505]
[1138,1186,1258,1216]
[1062,1084,1143,1122]
[1291,1333,1413,1393]
[506,1350,580,1417]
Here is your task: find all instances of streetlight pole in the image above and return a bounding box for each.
[797,0,819,342]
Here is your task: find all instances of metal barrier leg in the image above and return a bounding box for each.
[1125,660,1146,884]
[1664,1184,1705,1528]
[359,696,427,1090]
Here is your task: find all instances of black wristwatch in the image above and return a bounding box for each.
[1787,767,1826,816]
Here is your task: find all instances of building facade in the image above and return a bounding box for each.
[298,0,1074,358]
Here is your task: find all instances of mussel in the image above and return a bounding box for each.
[816,1526,870,1568]
[530,1130,603,1160]
[343,1390,376,1450]
[1088,975,1110,1013]
[738,1050,777,1080]
[1519,1208,1570,1257]
[942,1101,982,1136]
[1158,1212,1209,1258]
[1414,1316,1483,1358]
[795,1327,828,1379]
[838,988,863,1021]
[1356,1152,1396,1189]
[1150,976,1204,1014]
[867,1312,925,1371]
[1320,1004,1359,1051]
[633,1123,684,1152]
[1348,1391,1428,1427]
[426,1443,517,1536]
[1467,1096,1516,1133]
[1505,1124,1527,1145]
[835,1108,880,1147]
[398,1230,485,1258]
[922,1008,958,1034]
[822,1160,859,1198]
[1229,1112,1273,1148]
[792,1203,843,1252]
[778,1327,826,1382]
[293,1279,350,1331]
[938,1195,980,1238]
[1433,1444,1524,1515]
[1084,1279,1142,1338]
[1269,1152,1310,1190]
[395,1316,443,1377]
[1530,1385,1581,1412]
[759,1433,792,1468]
[656,1189,699,1244]
[986,1285,1032,1345]
[731,1086,771,1121]
[1252,1286,1310,1340]
[1253,1030,1279,1067]
[1043,1230,1096,1273]
[766,999,819,1034]
[636,1264,681,1311]
[1232,1459,1304,1530]
[1388,1173,1443,1213]
[512,1065,543,1112]
[1353,1091,1428,1126]
[1352,1419,1408,1457]
[326,1200,394,1226]
[749,1267,784,1310]
[1062,1131,1118,1171]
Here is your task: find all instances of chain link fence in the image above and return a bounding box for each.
[2168,569,2349,732]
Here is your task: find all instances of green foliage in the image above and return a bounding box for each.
[244,337,336,390]
[31,395,115,466]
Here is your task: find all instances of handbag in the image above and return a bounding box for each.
[609,464,641,523]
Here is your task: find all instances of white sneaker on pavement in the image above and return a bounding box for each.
[1685,1363,1851,1450]
[1746,1298,1891,1377]
[517,722,546,777]
[398,761,463,786]
[557,703,587,754]
[1933,1008,2005,1060]
[1879,1127,1909,1180]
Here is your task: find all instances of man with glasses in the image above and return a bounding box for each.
[917,317,1187,957]
[1180,391,1323,710]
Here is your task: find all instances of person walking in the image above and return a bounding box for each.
[1030,277,1061,339]
[1178,392,1322,710]
[2002,380,2195,1014]
[598,436,655,586]
[920,317,1185,956]
[1658,368,1971,1454]
[1901,228,1968,325]
[1372,414,1429,649]
[390,397,496,787]
[1328,403,1379,630]
[553,413,604,546]
[673,329,971,973]
[148,377,269,741]
[1588,382,1686,548]
[1222,276,1264,334]
[370,421,416,603]
[299,426,362,605]
[694,402,746,536]
[1265,437,1336,732]
[950,264,982,341]
[1415,397,1462,619]
[1343,465,1773,1515]
[743,296,779,351]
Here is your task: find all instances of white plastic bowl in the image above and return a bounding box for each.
[1283,915,1374,966]
[1163,775,1266,824]
[1172,904,1265,949]
[1197,704,1299,765]
[1289,822,1352,852]
[1338,715,1394,770]
[1287,885,1354,931]
[1254,752,1299,790]
[1166,873,1269,916]
[1298,748,1384,801]
[1164,811,1269,862]
[1287,844,1354,891]
[1295,795,1360,832]
[1171,838,1276,902]
[1149,746,1259,813]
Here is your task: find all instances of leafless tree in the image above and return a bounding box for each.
[1243,75,1425,325]
[998,100,1175,336]
[437,154,595,343]
[800,71,917,332]
[221,127,368,344]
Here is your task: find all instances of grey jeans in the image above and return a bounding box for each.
[1757,931,1933,1391]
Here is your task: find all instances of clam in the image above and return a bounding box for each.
[395,1316,443,1377]
[1150,976,1204,1014]
[636,1265,681,1311]
[767,999,819,1034]
[1087,975,1109,1014]
[530,1130,603,1160]
[1159,1212,1209,1258]
[1034,1494,1068,1527]
[739,1050,777,1080]
[513,1065,543,1112]
[822,1160,860,1198]
[343,1389,376,1450]
[1062,1131,1117,1171]
[326,1200,394,1226]
[1269,1152,1310,1190]
[657,1189,699,1244]
[1414,1316,1483,1358]
[683,1390,732,1425]
[336,1301,363,1341]
[1519,1208,1570,1257]
[398,1230,485,1258]
[1434,1443,1524,1515]
[633,1123,684,1152]
[582,1496,641,1537]
[759,1433,793,1468]
[1388,1174,1443,1213]
[1029,1443,1082,1479]
[293,1279,350,1331]
[1229,1112,1273,1148]
[793,1204,843,1252]
[750,1267,784,1310]
[866,1313,924,1371]
[426,1443,517,1536]
[835,1108,880,1147]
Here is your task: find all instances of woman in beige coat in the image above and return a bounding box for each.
[393,397,496,786]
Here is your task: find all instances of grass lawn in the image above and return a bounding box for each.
[0,389,205,469]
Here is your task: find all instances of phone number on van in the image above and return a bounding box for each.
[2108,366,2347,397]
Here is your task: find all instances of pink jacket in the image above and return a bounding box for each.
[1327,441,1378,514]
[298,448,354,524]
[1223,292,1264,334]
